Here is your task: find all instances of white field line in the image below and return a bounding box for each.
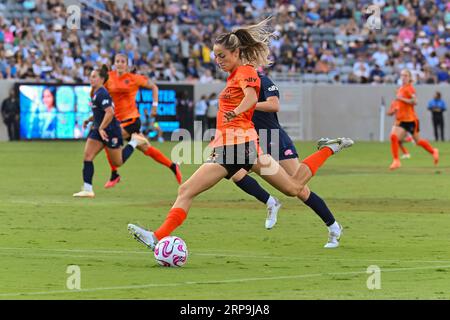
[1,264,450,298]
[0,247,449,264]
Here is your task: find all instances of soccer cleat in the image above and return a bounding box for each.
[433,148,439,166]
[317,137,354,154]
[104,175,120,188]
[265,197,281,230]
[73,190,95,198]
[127,224,157,251]
[130,133,148,146]
[171,163,183,185]
[389,159,401,170]
[400,153,411,159]
[324,223,343,248]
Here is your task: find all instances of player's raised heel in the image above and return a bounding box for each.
[73,190,95,198]
[104,176,120,188]
[317,137,354,154]
[265,197,281,230]
[127,223,157,251]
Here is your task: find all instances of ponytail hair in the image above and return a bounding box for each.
[215,17,276,68]
[99,64,110,84]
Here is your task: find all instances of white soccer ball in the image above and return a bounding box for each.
[154,236,188,267]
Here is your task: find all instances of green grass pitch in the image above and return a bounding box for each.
[0,140,449,299]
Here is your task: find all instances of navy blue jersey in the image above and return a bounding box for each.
[91,87,120,130]
[252,74,281,130]
[252,73,298,160]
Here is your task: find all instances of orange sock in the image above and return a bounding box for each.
[417,139,434,154]
[144,146,173,168]
[301,148,333,176]
[399,143,409,155]
[390,134,399,160]
[154,208,187,240]
[105,148,118,172]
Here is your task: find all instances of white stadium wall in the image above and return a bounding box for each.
[1,79,449,141]
[194,82,450,142]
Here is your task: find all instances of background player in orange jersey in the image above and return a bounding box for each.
[103,53,182,188]
[127,19,353,251]
[389,69,439,170]
[387,100,413,159]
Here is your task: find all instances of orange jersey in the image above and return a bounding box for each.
[390,100,418,125]
[212,65,260,147]
[395,84,417,122]
[105,71,148,122]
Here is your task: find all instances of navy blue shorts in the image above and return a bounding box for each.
[399,120,420,135]
[206,141,260,179]
[121,117,141,135]
[88,127,123,149]
[258,128,298,161]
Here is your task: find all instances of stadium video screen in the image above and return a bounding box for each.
[17,83,194,140]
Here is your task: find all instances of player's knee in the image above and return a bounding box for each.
[84,152,95,161]
[297,186,310,201]
[112,159,123,167]
[178,183,192,199]
[283,184,300,197]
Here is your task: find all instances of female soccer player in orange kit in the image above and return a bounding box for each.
[387,100,413,159]
[127,19,353,251]
[103,53,182,188]
[389,69,439,170]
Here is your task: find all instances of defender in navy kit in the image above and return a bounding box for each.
[231,72,344,248]
[252,73,298,160]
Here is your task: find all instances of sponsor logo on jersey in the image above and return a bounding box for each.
[267,85,279,92]
[245,77,257,83]
[111,137,118,147]
[284,149,294,156]
[102,99,110,105]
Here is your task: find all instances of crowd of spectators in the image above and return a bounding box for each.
[0,0,449,84]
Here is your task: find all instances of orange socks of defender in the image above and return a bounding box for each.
[154,208,187,240]
[144,146,173,168]
[302,148,333,176]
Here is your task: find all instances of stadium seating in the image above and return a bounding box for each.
[0,0,448,84]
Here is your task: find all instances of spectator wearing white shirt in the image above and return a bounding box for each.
[372,47,389,67]
[199,69,214,83]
